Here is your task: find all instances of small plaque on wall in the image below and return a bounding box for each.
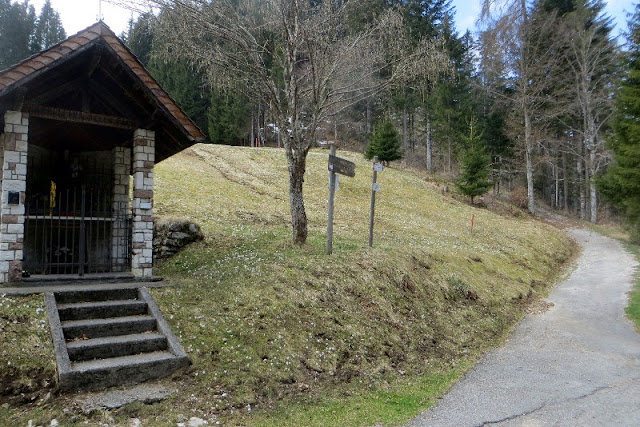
[8,192,19,205]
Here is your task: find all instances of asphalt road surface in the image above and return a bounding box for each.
[407,228,640,427]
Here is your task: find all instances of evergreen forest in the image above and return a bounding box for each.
[2,0,640,239]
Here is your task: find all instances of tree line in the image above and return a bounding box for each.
[2,0,639,243]
[0,0,65,70]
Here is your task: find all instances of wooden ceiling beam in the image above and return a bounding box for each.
[24,104,137,130]
[31,77,86,104]
[87,79,138,118]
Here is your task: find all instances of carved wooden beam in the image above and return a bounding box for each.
[24,104,137,130]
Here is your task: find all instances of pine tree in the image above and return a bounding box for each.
[30,0,65,53]
[126,12,215,140]
[0,0,36,69]
[598,4,640,240]
[126,12,154,66]
[207,90,248,144]
[457,119,491,204]
[365,120,402,164]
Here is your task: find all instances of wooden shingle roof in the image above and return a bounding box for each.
[0,21,205,161]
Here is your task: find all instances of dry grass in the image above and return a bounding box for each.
[0,144,575,426]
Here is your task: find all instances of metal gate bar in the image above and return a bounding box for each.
[24,187,131,275]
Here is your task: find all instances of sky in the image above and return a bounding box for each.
[27,0,637,40]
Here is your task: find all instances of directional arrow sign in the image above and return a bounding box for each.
[328,154,356,177]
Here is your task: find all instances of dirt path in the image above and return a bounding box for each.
[407,228,640,426]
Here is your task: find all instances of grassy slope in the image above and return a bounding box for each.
[0,145,575,426]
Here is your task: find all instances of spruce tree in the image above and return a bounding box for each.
[598,4,640,239]
[0,0,36,69]
[457,119,491,204]
[365,120,402,165]
[30,0,65,54]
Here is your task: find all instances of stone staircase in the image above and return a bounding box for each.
[45,287,190,392]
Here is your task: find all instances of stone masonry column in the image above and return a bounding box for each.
[132,129,154,278]
[0,111,28,282]
[111,146,131,271]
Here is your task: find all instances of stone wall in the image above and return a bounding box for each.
[132,129,154,278]
[0,111,28,282]
[153,220,204,259]
[111,146,131,271]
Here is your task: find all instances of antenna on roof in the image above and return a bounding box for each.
[97,0,104,22]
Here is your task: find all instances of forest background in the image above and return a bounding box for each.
[2,0,639,238]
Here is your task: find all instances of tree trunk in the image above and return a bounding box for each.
[577,155,586,220]
[562,150,569,213]
[285,144,308,245]
[554,163,559,209]
[410,113,415,152]
[447,113,452,174]
[402,108,409,158]
[365,99,371,145]
[588,149,598,223]
[584,112,598,223]
[250,108,255,148]
[524,106,535,215]
[426,113,432,173]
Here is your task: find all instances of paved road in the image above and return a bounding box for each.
[407,228,640,426]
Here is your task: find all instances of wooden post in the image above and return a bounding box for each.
[369,156,378,247]
[327,144,337,255]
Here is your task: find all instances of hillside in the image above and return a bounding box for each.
[0,144,576,426]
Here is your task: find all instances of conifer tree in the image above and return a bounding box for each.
[30,0,65,53]
[0,0,36,69]
[365,120,402,165]
[457,119,491,204]
[598,4,640,239]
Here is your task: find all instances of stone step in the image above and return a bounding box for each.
[60,351,190,391]
[62,315,156,340]
[45,286,190,392]
[57,299,149,321]
[66,332,168,362]
[55,288,139,304]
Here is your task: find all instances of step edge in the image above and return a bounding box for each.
[57,300,147,310]
[69,351,186,371]
[61,315,155,328]
[44,292,72,376]
[60,354,189,392]
[66,332,165,349]
[139,287,189,359]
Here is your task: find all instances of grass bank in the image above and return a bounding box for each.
[625,244,640,330]
[1,145,575,426]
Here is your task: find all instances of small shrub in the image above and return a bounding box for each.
[509,187,529,210]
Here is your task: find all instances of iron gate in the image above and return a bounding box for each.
[24,187,131,275]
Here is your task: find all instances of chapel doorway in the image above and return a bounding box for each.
[23,143,131,276]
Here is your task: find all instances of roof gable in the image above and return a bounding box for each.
[0,22,205,161]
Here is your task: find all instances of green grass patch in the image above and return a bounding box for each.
[242,363,467,427]
[622,243,640,330]
[0,145,576,426]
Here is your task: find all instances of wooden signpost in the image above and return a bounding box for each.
[328,154,356,177]
[369,157,383,247]
[327,144,356,254]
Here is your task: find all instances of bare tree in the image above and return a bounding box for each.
[109,0,448,244]
[561,2,618,223]
[479,0,564,215]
